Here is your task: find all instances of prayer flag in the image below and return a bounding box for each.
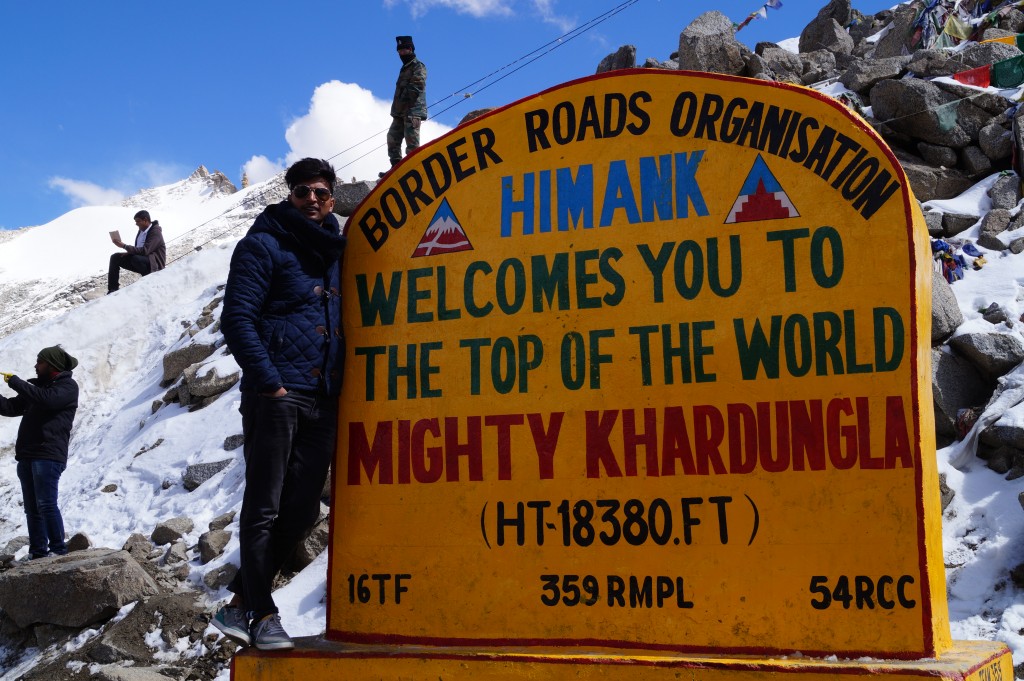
[943,15,973,40]
[766,0,782,7]
[952,64,991,88]
[992,54,1024,88]
[981,35,1017,45]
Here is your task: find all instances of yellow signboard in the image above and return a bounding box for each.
[330,70,948,658]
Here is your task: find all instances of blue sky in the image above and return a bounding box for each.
[0,0,894,230]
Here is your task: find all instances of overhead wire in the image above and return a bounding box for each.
[329,0,643,170]
[0,0,645,337]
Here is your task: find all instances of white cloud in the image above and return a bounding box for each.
[240,155,285,185]
[383,0,513,19]
[532,0,576,32]
[383,0,573,28]
[47,178,125,208]
[244,80,452,185]
[48,162,190,209]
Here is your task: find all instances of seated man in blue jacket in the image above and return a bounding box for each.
[215,158,345,651]
[0,345,80,559]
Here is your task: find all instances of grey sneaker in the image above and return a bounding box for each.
[251,613,294,651]
[212,606,250,646]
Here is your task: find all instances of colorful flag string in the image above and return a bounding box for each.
[734,0,783,32]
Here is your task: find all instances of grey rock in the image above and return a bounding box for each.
[939,473,954,512]
[160,342,217,386]
[871,4,919,58]
[803,18,854,56]
[66,532,91,552]
[88,635,137,664]
[932,348,992,436]
[941,213,980,238]
[203,563,238,590]
[896,152,973,202]
[641,57,673,69]
[93,665,175,681]
[982,302,1010,325]
[677,11,745,75]
[333,180,377,217]
[458,108,497,126]
[1001,8,1024,33]
[223,433,244,451]
[596,44,636,73]
[743,53,776,81]
[151,517,195,546]
[198,530,231,565]
[209,511,236,532]
[33,622,80,647]
[989,174,1022,210]
[953,101,1001,145]
[931,271,964,344]
[2,536,29,556]
[759,46,803,81]
[949,41,1022,72]
[121,533,152,562]
[870,79,970,148]
[917,142,958,168]
[961,145,994,179]
[980,437,1024,464]
[906,49,956,78]
[162,541,188,566]
[800,49,839,85]
[923,210,943,237]
[799,0,852,54]
[933,82,1014,117]
[979,209,1012,251]
[0,549,159,628]
[80,592,202,671]
[980,124,1013,161]
[949,332,1024,381]
[840,56,908,93]
[182,459,232,491]
[182,360,239,399]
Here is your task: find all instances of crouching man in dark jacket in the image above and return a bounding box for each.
[0,345,79,559]
[215,158,345,651]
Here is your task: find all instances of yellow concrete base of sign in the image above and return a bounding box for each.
[231,638,1011,681]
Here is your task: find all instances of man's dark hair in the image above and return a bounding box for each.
[134,210,151,221]
[285,158,336,189]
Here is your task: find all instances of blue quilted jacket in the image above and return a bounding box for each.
[222,201,346,397]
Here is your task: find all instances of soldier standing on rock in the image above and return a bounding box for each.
[384,35,428,173]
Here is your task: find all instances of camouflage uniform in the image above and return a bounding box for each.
[388,56,428,166]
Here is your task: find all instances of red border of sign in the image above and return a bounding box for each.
[328,68,932,660]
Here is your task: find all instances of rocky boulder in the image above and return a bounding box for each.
[596,45,636,73]
[677,11,746,75]
[0,549,160,629]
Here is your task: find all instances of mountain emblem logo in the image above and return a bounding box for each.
[412,198,474,258]
[725,154,800,224]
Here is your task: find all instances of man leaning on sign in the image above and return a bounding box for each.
[215,158,346,651]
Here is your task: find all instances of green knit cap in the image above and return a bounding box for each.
[37,345,78,372]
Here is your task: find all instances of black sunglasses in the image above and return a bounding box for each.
[292,185,332,201]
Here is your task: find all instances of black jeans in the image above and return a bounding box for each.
[228,391,337,620]
[108,253,151,292]
[17,460,67,558]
